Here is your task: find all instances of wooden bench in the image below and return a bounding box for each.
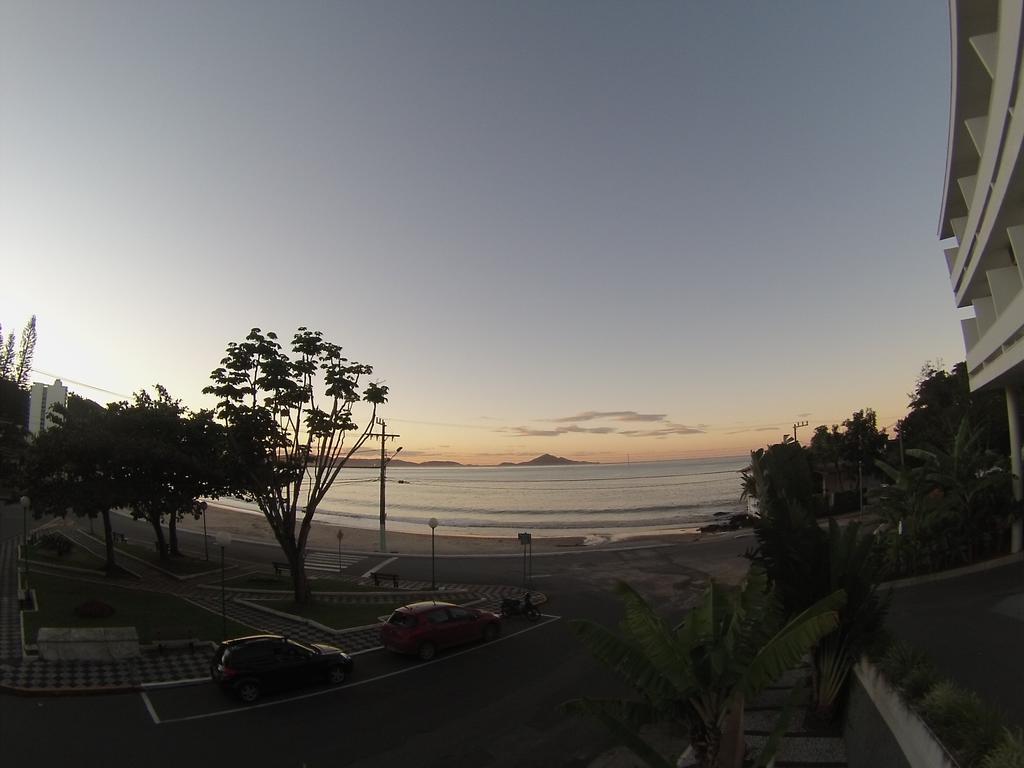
[370,572,399,588]
[273,562,291,576]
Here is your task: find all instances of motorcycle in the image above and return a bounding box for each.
[500,592,540,621]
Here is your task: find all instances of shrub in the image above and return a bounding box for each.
[983,729,1024,768]
[36,532,73,556]
[74,600,115,618]
[919,682,1003,767]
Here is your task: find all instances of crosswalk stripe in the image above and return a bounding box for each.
[304,551,365,571]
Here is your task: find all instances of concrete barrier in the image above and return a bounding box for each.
[845,659,958,768]
[37,627,140,661]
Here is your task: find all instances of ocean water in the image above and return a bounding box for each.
[216,456,749,541]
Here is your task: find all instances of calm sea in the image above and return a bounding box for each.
[216,456,748,542]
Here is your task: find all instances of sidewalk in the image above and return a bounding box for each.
[0,530,545,695]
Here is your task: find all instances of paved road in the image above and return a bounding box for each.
[0,509,753,768]
[886,559,1024,729]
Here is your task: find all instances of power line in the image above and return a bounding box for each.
[29,369,131,399]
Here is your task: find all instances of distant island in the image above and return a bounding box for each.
[338,454,596,468]
[497,453,598,467]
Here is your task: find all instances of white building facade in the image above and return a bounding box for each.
[28,379,68,436]
[940,0,1024,551]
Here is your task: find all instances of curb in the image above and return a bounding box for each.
[0,682,142,697]
[881,550,1024,590]
[141,676,209,690]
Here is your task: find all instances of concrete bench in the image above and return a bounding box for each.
[37,627,140,661]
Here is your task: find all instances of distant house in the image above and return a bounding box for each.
[28,379,68,435]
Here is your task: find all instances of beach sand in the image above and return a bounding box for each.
[173,502,700,556]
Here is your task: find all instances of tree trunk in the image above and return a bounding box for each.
[100,508,117,574]
[289,548,310,604]
[168,510,180,557]
[148,512,168,560]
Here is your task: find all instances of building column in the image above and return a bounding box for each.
[1006,386,1023,553]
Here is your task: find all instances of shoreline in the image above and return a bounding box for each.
[173,502,702,556]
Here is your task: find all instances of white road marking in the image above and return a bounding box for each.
[147,615,561,725]
[361,556,397,579]
[140,691,162,724]
[141,677,209,690]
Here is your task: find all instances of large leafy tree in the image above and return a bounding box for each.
[25,396,124,572]
[204,328,388,603]
[565,568,845,768]
[111,386,226,560]
[809,424,845,490]
[897,361,1009,455]
[838,408,887,481]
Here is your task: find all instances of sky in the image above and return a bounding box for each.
[0,1,966,464]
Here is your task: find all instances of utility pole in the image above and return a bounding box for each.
[368,418,401,553]
[792,420,809,444]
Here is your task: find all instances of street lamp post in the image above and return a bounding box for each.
[215,531,232,640]
[199,501,209,561]
[336,529,344,573]
[428,518,438,590]
[19,495,30,594]
[518,532,532,589]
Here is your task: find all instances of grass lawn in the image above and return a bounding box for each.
[225,572,398,593]
[116,542,219,575]
[26,540,108,572]
[261,599,403,630]
[25,573,254,643]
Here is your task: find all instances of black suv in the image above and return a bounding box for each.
[210,635,354,703]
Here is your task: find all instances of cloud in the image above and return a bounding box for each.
[548,410,668,423]
[504,425,618,437]
[726,425,781,435]
[618,423,705,438]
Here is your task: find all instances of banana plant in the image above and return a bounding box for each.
[565,567,845,768]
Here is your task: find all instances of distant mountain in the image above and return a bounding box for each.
[336,457,466,468]
[498,453,597,467]
[324,454,595,468]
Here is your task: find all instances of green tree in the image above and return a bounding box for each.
[112,386,226,560]
[908,416,1011,563]
[25,396,124,572]
[809,424,845,491]
[839,409,887,481]
[565,568,845,768]
[204,327,388,603]
[0,315,37,389]
[897,361,1009,456]
[874,459,953,576]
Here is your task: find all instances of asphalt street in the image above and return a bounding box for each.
[1,504,752,767]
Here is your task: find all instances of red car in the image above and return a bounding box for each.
[380,601,501,660]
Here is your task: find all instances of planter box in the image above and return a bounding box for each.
[37,627,140,661]
[845,659,959,768]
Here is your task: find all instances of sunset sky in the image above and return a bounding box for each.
[1,1,965,464]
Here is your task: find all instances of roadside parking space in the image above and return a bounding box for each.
[140,614,560,725]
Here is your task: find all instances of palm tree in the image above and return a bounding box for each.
[565,567,845,768]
